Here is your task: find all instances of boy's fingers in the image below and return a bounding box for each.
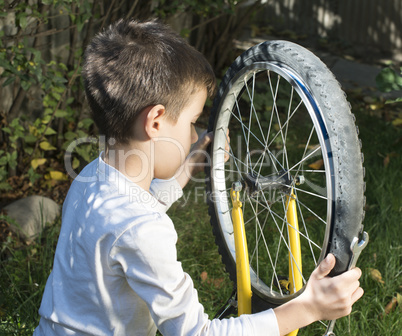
[337,267,362,283]
[313,253,336,280]
[351,286,364,304]
[195,131,213,149]
[205,131,213,143]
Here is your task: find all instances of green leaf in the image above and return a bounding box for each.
[0,156,7,166]
[18,14,27,29]
[58,63,68,71]
[42,114,52,124]
[72,157,80,169]
[2,76,15,87]
[0,59,15,73]
[0,181,12,191]
[24,146,33,155]
[32,49,42,63]
[39,141,56,151]
[24,133,37,143]
[55,109,68,118]
[44,127,57,135]
[20,80,32,91]
[386,97,402,104]
[77,118,94,130]
[27,166,41,184]
[66,97,74,105]
[6,151,18,169]
[64,131,77,141]
[75,145,91,162]
[2,127,11,134]
[52,92,61,100]
[376,67,402,93]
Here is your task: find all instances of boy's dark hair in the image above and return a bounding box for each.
[82,19,216,144]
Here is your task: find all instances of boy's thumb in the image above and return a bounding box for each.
[314,253,336,279]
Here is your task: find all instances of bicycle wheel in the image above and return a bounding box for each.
[206,41,365,310]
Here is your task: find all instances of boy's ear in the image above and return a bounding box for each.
[144,104,166,139]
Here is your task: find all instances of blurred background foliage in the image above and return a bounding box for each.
[0,0,263,194]
[0,0,401,195]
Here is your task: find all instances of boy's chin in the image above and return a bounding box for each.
[154,164,182,181]
[154,171,176,181]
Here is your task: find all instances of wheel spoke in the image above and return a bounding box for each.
[247,193,323,251]
[259,191,307,284]
[246,194,286,294]
[296,190,319,267]
[287,145,322,173]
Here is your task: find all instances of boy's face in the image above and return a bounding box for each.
[153,89,207,180]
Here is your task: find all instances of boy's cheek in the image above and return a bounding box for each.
[153,140,186,174]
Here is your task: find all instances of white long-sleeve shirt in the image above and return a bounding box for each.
[34,154,280,335]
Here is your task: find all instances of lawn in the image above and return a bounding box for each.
[172,95,402,335]
[0,91,401,335]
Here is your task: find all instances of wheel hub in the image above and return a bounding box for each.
[241,170,304,196]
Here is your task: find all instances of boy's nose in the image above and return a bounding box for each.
[191,126,198,144]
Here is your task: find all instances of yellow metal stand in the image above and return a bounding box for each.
[230,186,252,315]
[285,191,302,336]
[230,185,302,336]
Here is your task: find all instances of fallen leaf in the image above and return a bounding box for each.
[308,159,324,170]
[211,277,225,288]
[200,271,208,282]
[200,271,224,288]
[383,152,398,167]
[369,268,385,284]
[384,297,397,315]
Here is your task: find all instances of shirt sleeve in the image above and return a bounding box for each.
[109,214,280,336]
[149,178,183,212]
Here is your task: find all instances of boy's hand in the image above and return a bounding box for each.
[300,253,364,321]
[274,253,364,335]
[187,130,214,176]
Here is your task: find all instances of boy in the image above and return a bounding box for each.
[34,19,363,335]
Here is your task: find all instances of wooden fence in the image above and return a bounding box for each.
[259,0,402,60]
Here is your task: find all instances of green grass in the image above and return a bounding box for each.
[1,98,401,335]
[174,102,402,335]
[0,222,60,335]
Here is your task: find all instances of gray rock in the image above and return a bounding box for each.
[3,196,60,240]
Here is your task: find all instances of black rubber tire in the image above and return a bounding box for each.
[206,40,365,311]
